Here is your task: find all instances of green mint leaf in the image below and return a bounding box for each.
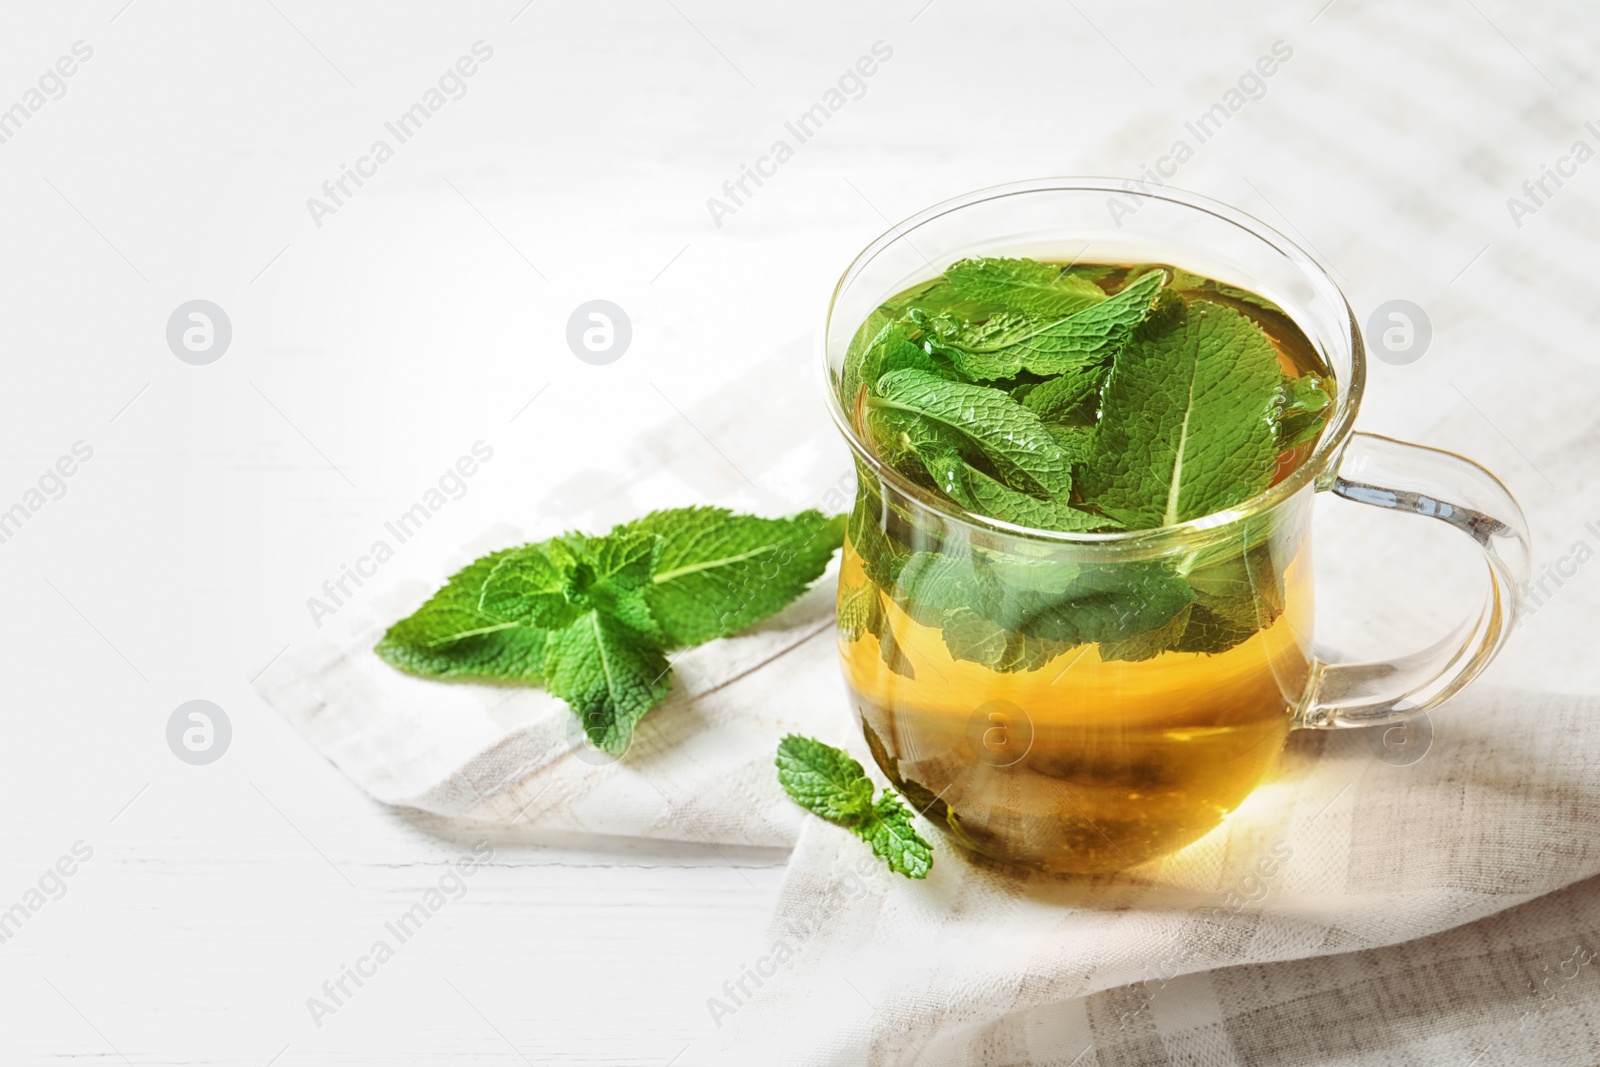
[376,626,550,683]
[926,270,1164,380]
[1124,264,1207,292]
[868,369,1074,500]
[856,793,934,879]
[940,605,1075,672]
[909,306,1037,372]
[838,580,914,677]
[1184,538,1283,601]
[1095,604,1195,663]
[839,563,919,679]
[900,284,1017,327]
[876,621,919,679]
[845,474,905,591]
[774,734,876,821]
[1079,299,1282,528]
[375,549,549,682]
[917,445,1113,532]
[542,609,671,753]
[478,529,673,753]
[578,529,660,592]
[1101,538,1288,661]
[1278,373,1334,448]
[622,506,844,647]
[1129,537,1285,658]
[841,274,972,400]
[1129,265,1251,300]
[892,550,997,624]
[775,736,933,879]
[837,580,882,644]
[845,321,944,404]
[381,550,514,644]
[842,305,901,406]
[1173,593,1270,656]
[1043,423,1098,467]
[476,542,585,630]
[942,257,1107,319]
[1213,282,1284,315]
[478,528,658,631]
[864,404,967,491]
[1029,368,1106,477]
[1021,365,1106,425]
[894,548,1193,659]
[863,402,1110,533]
[860,718,945,818]
[981,555,1197,647]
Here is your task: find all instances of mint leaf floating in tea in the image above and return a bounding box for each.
[775,735,933,878]
[376,507,844,754]
[843,321,944,405]
[837,580,885,645]
[863,398,1106,531]
[919,268,1164,380]
[1019,364,1105,426]
[919,446,1111,532]
[939,606,1075,673]
[1277,373,1334,448]
[866,369,1075,501]
[1078,298,1283,529]
[1213,281,1285,315]
[942,256,1108,319]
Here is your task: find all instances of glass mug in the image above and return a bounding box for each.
[822,179,1531,874]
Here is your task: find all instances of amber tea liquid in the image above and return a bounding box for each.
[838,543,1312,873]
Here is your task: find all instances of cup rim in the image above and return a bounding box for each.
[820,177,1366,546]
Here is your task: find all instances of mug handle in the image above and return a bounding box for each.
[1297,431,1532,729]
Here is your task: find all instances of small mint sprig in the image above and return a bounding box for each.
[775,735,933,879]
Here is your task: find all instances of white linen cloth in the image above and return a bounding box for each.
[257,543,836,850]
[260,1,1600,1060]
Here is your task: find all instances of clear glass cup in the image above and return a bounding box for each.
[821,179,1531,874]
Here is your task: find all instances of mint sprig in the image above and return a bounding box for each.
[775,735,933,879]
[376,507,844,753]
